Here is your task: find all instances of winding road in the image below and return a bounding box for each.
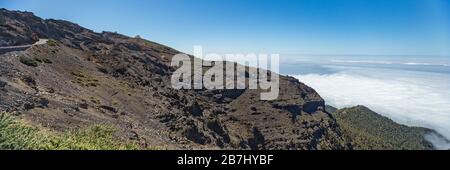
[0,39,48,55]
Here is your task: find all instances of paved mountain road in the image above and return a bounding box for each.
[0,39,48,55]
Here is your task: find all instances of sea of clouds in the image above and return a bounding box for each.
[292,64,450,149]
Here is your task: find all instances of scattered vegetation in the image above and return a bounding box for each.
[333,106,434,150]
[52,125,139,150]
[0,15,5,25]
[71,70,100,87]
[0,112,141,150]
[33,57,52,64]
[138,38,172,53]
[90,96,101,105]
[19,57,39,67]
[43,58,52,64]
[19,56,53,67]
[46,39,58,46]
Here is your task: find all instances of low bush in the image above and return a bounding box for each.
[19,57,38,67]
[71,70,100,87]
[0,112,141,150]
[46,39,58,46]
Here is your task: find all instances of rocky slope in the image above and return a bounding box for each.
[0,8,349,150]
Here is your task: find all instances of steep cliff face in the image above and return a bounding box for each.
[0,8,349,149]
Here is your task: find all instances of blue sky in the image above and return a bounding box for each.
[1,0,450,56]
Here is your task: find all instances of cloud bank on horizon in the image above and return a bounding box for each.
[293,65,450,149]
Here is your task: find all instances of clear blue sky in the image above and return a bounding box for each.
[1,0,450,56]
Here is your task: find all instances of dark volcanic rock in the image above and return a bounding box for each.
[0,80,6,88]
[303,100,325,113]
[37,98,49,108]
[100,105,117,113]
[24,102,35,110]
[186,102,203,117]
[248,127,265,150]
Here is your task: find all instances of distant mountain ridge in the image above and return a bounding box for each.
[328,105,436,150]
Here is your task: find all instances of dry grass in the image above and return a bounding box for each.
[71,70,100,87]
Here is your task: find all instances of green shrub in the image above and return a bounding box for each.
[50,125,140,150]
[90,96,101,104]
[19,57,38,67]
[0,112,51,149]
[46,39,58,46]
[71,70,100,87]
[0,112,141,150]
